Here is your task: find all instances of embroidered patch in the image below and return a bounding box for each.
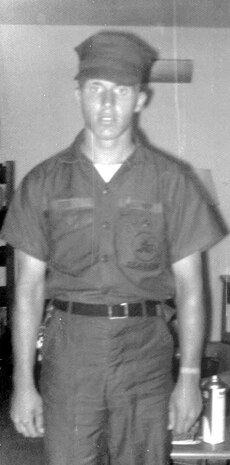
[51,198,94,210]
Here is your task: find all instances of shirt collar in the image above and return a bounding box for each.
[59,129,145,167]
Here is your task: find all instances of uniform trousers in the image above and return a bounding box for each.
[40,306,174,465]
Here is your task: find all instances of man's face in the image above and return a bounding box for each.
[76,79,146,141]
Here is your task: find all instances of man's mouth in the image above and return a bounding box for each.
[100,113,114,122]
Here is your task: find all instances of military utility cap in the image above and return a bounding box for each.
[75,31,158,85]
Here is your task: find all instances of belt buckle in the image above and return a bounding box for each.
[108,303,129,319]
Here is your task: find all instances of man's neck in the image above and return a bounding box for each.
[81,129,135,165]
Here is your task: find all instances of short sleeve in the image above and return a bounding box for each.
[1,168,49,261]
[165,166,229,263]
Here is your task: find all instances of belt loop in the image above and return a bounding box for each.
[156,303,162,317]
[141,301,147,317]
[67,301,72,315]
[66,302,72,354]
[45,299,54,320]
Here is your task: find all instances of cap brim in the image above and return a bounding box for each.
[75,67,142,85]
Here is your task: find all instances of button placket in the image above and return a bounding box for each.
[102,221,109,230]
[100,185,113,267]
[103,186,110,195]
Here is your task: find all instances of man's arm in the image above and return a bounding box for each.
[169,251,205,434]
[10,249,46,438]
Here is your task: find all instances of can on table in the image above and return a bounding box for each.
[202,374,226,444]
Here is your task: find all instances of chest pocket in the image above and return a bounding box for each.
[48,198,96,275]
[114,201,167,275]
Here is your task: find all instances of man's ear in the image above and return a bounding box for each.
[134,91,147,113]
[75,81,81,101]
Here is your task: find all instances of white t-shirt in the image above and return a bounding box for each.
[94,163,122,182]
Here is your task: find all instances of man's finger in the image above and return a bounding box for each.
[13,415,40,438]
[34,410,45,436]
[168,401,176,430]
[14,420,31,437]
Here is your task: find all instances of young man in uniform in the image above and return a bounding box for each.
[1,31,228,465]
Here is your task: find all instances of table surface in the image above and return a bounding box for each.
[171,416,230,460]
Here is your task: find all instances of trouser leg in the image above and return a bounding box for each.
[40,311,110,465]
[40,311,174,465]
[107,316,173,465]
[109,395,171,465]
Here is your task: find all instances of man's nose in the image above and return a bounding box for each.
[102,89,115,106]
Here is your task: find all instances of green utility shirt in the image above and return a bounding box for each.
[1,131,227,304]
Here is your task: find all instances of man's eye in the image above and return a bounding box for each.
[90,84,102,93]
[117,86,129,95]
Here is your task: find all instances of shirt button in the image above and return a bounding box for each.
[103,187,110,195]
[101,254,109,262]
[102,221,109,229]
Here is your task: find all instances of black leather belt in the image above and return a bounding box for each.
[52,299,160,319]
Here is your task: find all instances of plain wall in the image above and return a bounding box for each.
[1,24,230,339]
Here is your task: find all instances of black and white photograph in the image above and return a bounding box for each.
[1,2,230,464]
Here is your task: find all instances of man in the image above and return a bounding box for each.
[1,31,228,465]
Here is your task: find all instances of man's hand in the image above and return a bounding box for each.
[10,386,44,438]
[168,374,202,434]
